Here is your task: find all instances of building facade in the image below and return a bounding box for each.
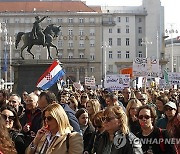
[0,0,165,88]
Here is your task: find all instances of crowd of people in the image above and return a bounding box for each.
[0,86,179,154]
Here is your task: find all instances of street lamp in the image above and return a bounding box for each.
[141,38,152,58]
[165,25,178,72]
[101,42,111,80]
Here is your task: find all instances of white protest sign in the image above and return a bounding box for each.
[85,77,96,86]
[133,57,159,77]
[168,72,180,85]
[104,74,130,91]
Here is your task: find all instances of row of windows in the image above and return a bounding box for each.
[58,42,95,48]
[66,67,95,73]
[108,38,144,46]
[3,17,96,24]
[107,51,143,59]
[58,52,95,60]
[115,17,142,23]
[109,26,142,34]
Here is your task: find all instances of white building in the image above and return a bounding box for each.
[101,0,165,77]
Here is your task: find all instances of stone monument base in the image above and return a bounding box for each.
[12,59,59,95]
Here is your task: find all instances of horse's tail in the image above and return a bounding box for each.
[15,32,25,49]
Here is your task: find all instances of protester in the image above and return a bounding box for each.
[86,99,101,123]
[8,93,24,119]
[96,105,143,154]
[78,93,89,108]
[0,114,17,154]
[67,95,78,112]
[121,87,131,107]
[1,105,25,154]
[26,103,83,154]
[20,93,42,148]
[75,108,95,152]
[126,98,142,136]
[85,110,105,154]
[137,105,177,154]
[0,89,9,108]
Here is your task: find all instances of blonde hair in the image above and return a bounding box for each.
[43,103,73,135]
[86,99,101,122]
[126,99,142,119]
[104,106,129,135]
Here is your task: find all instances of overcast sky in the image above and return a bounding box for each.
[85,0,179,37]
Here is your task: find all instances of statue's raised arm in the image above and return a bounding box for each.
[32,16,49,46]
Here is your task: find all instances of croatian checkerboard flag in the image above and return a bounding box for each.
[36,60,65,90]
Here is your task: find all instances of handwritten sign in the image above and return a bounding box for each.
[104,74,130,91]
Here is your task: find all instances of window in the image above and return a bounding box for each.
[126,38,130,46]
[90,40,95,47]
[90,28,95,36]
[68,52,73,59]
[117,38,121,46]
[126,17,129,22]
[126,51,130,58]
[15,18,20,23]
[79,30,84,36]
[138,38,142,46]
[57,18,63,23]
[109,38,112,46]
[90,67,94,73]
[117,51,121,59]
[109,51,113,59]
[138,27,142,33]
[139,18,142,22]
[68,29,73,35]
[79,53,84,58]
[68,18,73,23]
[138,51,143,58]
[90,18,95,23]
[79,18,84,23]
[90,54,95,60]
[108,65,113,73]
[58,52,63,58]
[57,40,63,47]
[68,42,73,47]
[117,28,121,33]
[109,28,112,33]
[47,18,51,23]
[117,17,121,22]
[126,25,129,33]
[79,42,84,48]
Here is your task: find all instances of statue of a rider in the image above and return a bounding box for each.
[32,15,48,47]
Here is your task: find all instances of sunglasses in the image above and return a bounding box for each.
[165,107,174,111]
[81,96,87,99]
[1,114,15,122]
[102,116,116,122]
[43,116,54,121]
[8,100,17,104]
[138,115,151,120]
[130,107,138,110]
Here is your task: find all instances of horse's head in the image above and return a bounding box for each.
[44,24,61,38]
[52,25,61,37]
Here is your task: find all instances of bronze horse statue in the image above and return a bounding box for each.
[15,24,61,59]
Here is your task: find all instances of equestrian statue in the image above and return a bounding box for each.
[15,16,61,59]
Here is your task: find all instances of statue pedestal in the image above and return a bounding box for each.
[12,59,59,95]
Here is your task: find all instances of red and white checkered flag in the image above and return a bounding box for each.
[45,73,52,81]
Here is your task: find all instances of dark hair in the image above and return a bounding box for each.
[156,95,169,105]
[1,105,22,131]
[39,91,57,104]
[137,105,157,126]
[0,89,9,100]
[75,108,88,120]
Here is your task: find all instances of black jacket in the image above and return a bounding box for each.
[9,129,26,154]
[96,131,143,154]
[137,127,177,154]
